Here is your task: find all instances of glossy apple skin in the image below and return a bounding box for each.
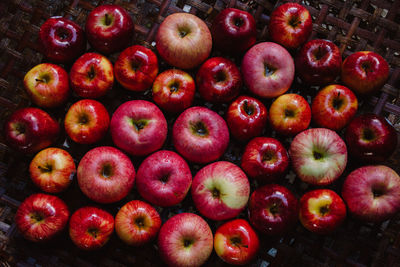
[115,45,159,91]
[295,39,342,85]
[269,93,311,136]
[191,161,250,221]
[196,57,241,103]
[211,8,256,54]
[77,146,135,204]
[312,84,358,131]
[156,13,212,69]
[110,100,167,156]
[39,17,86,63]
[241,137,289,183]
[299,189,346,234]
[152,69,195,113]
[269,3,312,49]
[70,52,114,98]
[85,4,134,54]
[289,128,347,185]
[341,51,389,95]
[158,213,213,267]
[172,106,229,164]
[226,96,267,142]
[69,207,114,250]
[4,107,59,154]
[115,200,161,246]
[214,219,259,265]
[342,165,400,222]
[345,114,397,163]
[23,63,70,108]
[248,184,298,235]
[29,148,75,193]
[242,42,295,98]
[64,99,110,144]
[15,193,69,242]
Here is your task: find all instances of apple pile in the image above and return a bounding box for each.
[5,2,400,266]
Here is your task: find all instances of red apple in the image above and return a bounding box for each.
[29,147,75,193]
[77,146,135,204]
[115,45,159,92]
[115,200,161,246]
[15,193,69,242]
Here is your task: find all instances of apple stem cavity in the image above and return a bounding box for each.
[264,64,276,77]
[262,151,275,163]
[214,70,227,83]
[332,94,343,110]
[104,13,113,26]
[87,228,99,238]
[87,66,96,80]
[230,236,242,246]
[190,121,208,137]
[242,100,254,115]
[269,203,279,215]
[101,164,113,178]
[130,119,147,132]
[212,187,221,198]
[372,187,385,198]
[35,73,51,84]
[313,150,323,160]
[38,164,53,173]
[288,16,301,28]
[178,26,190,38]
[15,123,26,135]
[319,205,330,215]
[362,128,376,141]
[78,113,89,125]
[284,108,295,118]
[183,238,193,248]
[131,61,141,71]
[234,17,244,27]
[135,217,145,228]
[30,212,44,222]
[169,81,180,93]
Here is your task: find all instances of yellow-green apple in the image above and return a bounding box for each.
[312,84,358,131]
[110,100,167,156]
[191,161,250,221]
[158,213,213,267]
[342,165,400,222]
[15,193,69,242]
[64,99,110,144]
[115,200,161,246]
[341,51,389,95]
[299,189,346,234]
[115,45,159,91]
[269,93,311,136]
[70,52,114,98]
[269,3,312,49]
[29,147,75,193]
[242,42,294,98]
[248,184,298,235]
[77,146,135,204]
[135,150,192,207]
[69,206,114,250]
[152,69,195,113]
[214,219,259,265]
[172,106,229,164]
[289,128,347,185]
[156,13,212,69]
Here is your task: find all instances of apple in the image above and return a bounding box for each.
[64,99,110,144]
[289,128,347,185]
[158,213,213,267]
[115,200,161,246]
[172,106,229,164]
[110,100,167,156]
[341,51,390,95]
[23,63,70,108]
[269,3,312,49]
[226,95,268,142]
[15,193,69,242]
[39,17,86,63]
[156,12,212,69]
[214,219,259,265]
[299,189,346,234]
[152,69,195,113]
[115,45,159,92]
[269,93,311,136]
[248,184,298,235]
[85,4,134,54]
[312,84,358,131]
[345,113,397,163]
[342,165,400,222]
[135,150,192,207]
[242,42,295,98]
[191,161,250,221]
[70,52,114,99]
[77,146,135,204]
[29,147,75,193]
[4,107,59,154]
[69,206,114,250]
[241,137,289,183]
[211,8,256,54]
[295,39,342,85]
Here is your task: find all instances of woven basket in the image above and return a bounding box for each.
[0,0,399,266]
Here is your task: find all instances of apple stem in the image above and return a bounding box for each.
[242,100,254,115]
[104,13,112,26]
[38,164,52,173]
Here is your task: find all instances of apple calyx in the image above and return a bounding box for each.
[212,187,221,199]
[134,216,146,228]
[87,227,99,238]
[262,150,276,164]
[30,212,44,223]
[312,150,324,160]
[190,121,209,137]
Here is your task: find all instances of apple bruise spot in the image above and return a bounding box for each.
[242,100,254,116]
[264,64,276,77]
[190,121,209,137]
[362,128,376,141]
[87,228,99,238]
[30,212,44,223]
[38,163,53,173]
